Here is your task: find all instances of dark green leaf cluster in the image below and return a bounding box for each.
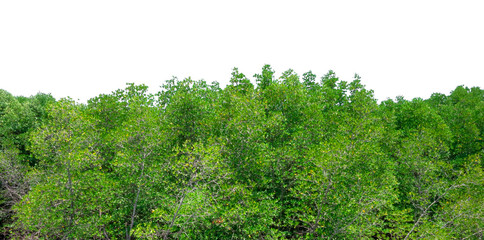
[1,67,483,239]
[0,91,55,238]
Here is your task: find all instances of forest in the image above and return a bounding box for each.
[1,65,483,239]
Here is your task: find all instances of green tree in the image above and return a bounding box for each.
[0,90,55,238]
[5,67,483,239]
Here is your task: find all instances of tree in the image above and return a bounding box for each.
[4,67,483,239]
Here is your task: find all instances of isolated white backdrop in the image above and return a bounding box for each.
[1,0,483,103]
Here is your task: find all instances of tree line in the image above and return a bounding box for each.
[1,65,483,239]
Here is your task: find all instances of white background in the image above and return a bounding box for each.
[1,0,483,103]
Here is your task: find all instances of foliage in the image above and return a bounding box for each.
[0,91,55,238]
[1,67,483,239]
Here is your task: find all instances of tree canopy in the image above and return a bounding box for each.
[1,66,483,239]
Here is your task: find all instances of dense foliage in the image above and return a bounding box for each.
[1,66,483,239]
